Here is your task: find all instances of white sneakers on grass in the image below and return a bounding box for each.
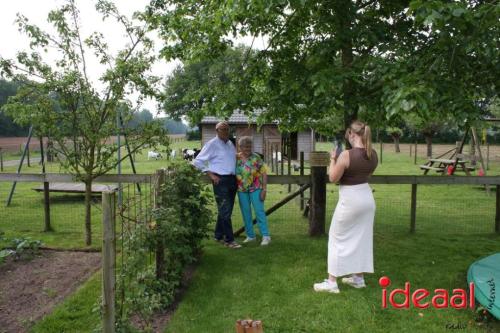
[341,276,366,288]
[313,279,340,293]
[313,276,366,293]
[242,236,271,246]
[260,236,271,246]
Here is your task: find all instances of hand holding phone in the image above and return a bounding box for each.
[332,139,343,161]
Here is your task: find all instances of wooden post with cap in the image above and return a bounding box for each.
[309,151,329,236]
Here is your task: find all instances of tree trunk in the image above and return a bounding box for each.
[85,180,92,245]
[393,136,401,153]
[424,135,433,158]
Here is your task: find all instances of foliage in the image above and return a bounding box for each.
[162,46,257,125]
[0,0,168,245]
[0,79,29,136]
[162,118,188,134]
[115,160,212,332]
[186,128,201,141]
[0,231,42,264]
[146,0,498,134]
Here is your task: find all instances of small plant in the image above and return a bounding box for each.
[0,232,42,264]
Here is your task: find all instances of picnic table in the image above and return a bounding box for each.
[420,158,475,176]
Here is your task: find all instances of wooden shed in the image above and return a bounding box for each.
[199,110,315,161]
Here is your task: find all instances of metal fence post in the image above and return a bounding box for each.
[300,151,304,210]
[102,191,116,333]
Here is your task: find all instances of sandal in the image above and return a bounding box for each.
[224,241,242,249]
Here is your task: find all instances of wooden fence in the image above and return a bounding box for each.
[2,169,500,332]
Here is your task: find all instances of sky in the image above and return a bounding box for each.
[0,0,175,115]
[0,0,267,118]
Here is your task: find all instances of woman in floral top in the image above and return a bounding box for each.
[236,136,271,246]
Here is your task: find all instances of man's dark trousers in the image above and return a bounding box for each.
[213,175,237,243]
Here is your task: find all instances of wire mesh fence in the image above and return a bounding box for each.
[0,181,104,247]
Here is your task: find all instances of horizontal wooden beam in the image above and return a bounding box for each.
[0,173,151,183]
[1,173,500,185]
[369,175,500,185]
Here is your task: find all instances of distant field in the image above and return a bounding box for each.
[0,134,186,155]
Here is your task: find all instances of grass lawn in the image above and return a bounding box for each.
[1,140,500,332]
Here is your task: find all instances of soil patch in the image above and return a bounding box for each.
[0,250,101,333]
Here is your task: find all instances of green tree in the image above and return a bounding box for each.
[162,46,256,124]
[0,80,29,136]
[146,0,498,134]
[386,127,404,153]
[1,0,167,245]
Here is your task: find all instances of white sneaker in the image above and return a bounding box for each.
[260,236,271,246]
[313,279,339,293]
[243,237,256,243]
[341,276,366,288]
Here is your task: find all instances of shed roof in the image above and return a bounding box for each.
[200,109,276,125]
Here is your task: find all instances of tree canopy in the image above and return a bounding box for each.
[146,0,499,134]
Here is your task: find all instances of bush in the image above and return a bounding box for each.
[115,160,212,332]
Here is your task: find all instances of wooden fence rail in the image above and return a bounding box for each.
[1,173,500,235]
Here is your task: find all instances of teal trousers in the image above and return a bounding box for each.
[237,189,270,238]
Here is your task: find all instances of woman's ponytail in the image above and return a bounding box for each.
[363,125,372,160]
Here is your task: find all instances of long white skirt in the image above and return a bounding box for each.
[328,183,375,277]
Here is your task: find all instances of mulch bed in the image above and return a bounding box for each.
[0,250,101,333]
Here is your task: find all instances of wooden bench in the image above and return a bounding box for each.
[419,165,445,172]
[33,182,118,195]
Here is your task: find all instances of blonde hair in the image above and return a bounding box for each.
[349,120,373,159]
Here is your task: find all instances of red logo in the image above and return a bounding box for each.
[379,276,474,309]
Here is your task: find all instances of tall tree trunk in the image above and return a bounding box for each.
[393,136,401,153]
[85,180,92,245]
[424,135,433,158]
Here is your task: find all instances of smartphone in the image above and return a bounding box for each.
[333,138,343,158]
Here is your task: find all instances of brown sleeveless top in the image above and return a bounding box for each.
[340,148,378,185]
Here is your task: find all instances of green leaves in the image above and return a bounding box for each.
[148,0,498,133]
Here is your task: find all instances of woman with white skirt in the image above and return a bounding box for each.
[314,120,378,293]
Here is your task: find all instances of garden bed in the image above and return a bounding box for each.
[0,250,100,333]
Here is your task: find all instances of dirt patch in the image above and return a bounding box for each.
[0,250,101,333]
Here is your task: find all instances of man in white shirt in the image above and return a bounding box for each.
[193,121,241,248]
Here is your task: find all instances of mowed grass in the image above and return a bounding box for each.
[1,140,500,332]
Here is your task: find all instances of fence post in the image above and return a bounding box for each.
[270,145,274,174]
[414,141,418,165]
[27,143,30,167]
[0,147,3,172]
[287,144,292,193]
[496,185,500,234]
[379,141,383,164]
[280,145,284,176]
[410,184,417,233]
[155,169,166,280]
[102,191,116,333]
[486,143,490,171]
[309,152,329,236]
[300,152,304,210]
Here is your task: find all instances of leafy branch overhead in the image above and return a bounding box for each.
[148,0,498,132]
[0,0,168,245]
